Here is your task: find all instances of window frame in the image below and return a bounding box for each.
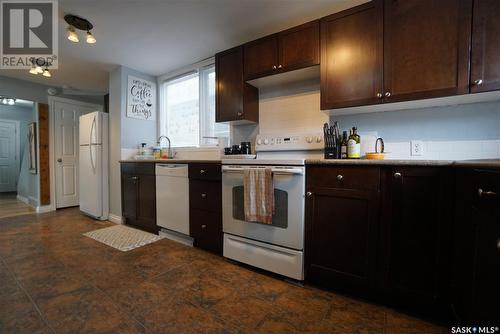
[158,57,229,149]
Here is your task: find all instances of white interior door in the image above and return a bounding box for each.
[0,121,18,192]
[53,101,91,208]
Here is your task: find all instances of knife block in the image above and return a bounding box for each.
[324,146,339,159]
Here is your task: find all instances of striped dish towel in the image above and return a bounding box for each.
[243,167,275,224]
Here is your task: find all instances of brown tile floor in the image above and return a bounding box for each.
[0,192,35,219]
[0,209,448,334]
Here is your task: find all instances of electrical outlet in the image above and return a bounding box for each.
[411,140,424,156]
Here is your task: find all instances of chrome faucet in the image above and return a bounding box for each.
[157,136,171,158]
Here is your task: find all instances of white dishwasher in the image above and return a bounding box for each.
[156,164,190,235]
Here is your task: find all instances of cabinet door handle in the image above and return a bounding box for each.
[277,64,283,69]
[237,111,244,117]
[200,169,206,174]
[201,224,207,229]
[336,174,343,181]
[201,193,207,199]
[394,172,402,178]
[376,93,383,99]
[478,188,496,197]
[272,65,277,70]
[131,176,138,180]
[385,92,391,98]
[473,79,483,86]
[306,191,313,197]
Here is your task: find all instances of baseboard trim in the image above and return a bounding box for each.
[108,214,123,224]
[36,205,54,213]
[16,194,29,204]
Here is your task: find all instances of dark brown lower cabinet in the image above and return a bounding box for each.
[189,163,223,255]
[382,167,453,313]
[452,169,500,322]
[305,165,454,318]
[305,166,380,294]
[120,163,158,234]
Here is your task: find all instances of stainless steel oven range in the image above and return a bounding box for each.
[221,133,323,280]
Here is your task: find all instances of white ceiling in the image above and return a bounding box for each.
[0,0,366,94]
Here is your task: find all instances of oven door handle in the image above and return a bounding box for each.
[222,166,304,175]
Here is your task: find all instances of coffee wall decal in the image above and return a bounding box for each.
[127,76,156,120]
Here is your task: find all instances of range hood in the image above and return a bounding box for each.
[246,65,319,90]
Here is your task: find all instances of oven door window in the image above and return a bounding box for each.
[231,186,288,228]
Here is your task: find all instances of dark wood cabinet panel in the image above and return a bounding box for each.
[189,163,223,255]
[320,1,383,109]
[470,0,500,93]
[188,163,221,181]
[279,20,319,72]
[307,165,380,191]
[120,163,158,234]
[244,35,279,80]
[216,46,258,123]
[383,167,452,310]
[121,174,138,223]
[383,0,472,102]
[189,179,221,212]
[453,169,500,322]
[190,209,223,255]
[305,166,380,293]
[136,174,157,232]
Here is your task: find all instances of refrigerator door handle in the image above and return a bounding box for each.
[90,144,96,173]
[90,114,96,145]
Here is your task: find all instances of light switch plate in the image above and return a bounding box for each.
[411,140,424,156]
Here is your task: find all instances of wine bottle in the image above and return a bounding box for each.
[347,127,361,159]
[341,131,348,159]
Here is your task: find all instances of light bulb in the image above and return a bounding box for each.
[86,31,96,44]
[8,99,15,105]
[67,25,79,42]
[42,68,51,77]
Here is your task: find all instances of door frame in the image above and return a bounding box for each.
[47,96,103,212]
[0,119,20,192]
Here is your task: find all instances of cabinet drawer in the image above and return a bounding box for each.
[120,162,155,175]
[189,180,222,212]
[190,209,223,255]
[121,163,136,175]
[189,163,221,181]
[307,166,380,191]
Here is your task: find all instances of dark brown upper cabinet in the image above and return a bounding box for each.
[383,0,472,102]
[244,35,279,80]
[320,1,383,109]
[279,20,319,73]
[470,0,500,93]
[244,21,319,80]
[215,46,258,123]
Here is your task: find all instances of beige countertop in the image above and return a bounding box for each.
[305,158,500,168]
[119,159,221,164]
[119,158,500,168]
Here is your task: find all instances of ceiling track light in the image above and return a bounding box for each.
[0,97,16,105]
[64,14,96,44]
[28,58,52,78]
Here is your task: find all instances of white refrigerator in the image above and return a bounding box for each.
[79,111,109,220]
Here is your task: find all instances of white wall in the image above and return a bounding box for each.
[232,79,328,145]
[0,75,104,105]
[108,65,158,218]
[332,100,500,160]
[0,103,38,204]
